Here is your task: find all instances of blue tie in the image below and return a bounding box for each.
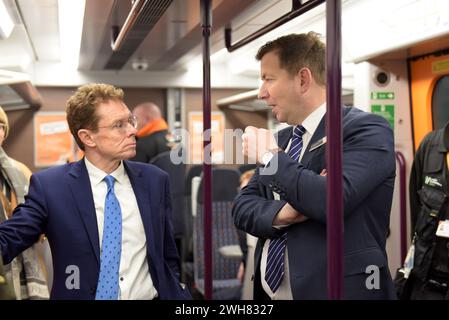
[265,125,306,293]
[96,175,122,300]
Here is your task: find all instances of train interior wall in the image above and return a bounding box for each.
[354,60,414,275]
[3,87,266,173]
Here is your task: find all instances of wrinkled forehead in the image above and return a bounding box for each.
[96,100,131,123]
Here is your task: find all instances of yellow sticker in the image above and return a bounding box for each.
[432,59,449,74]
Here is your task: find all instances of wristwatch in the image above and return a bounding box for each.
[261,147,283,165]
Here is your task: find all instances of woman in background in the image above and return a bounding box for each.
[0,106,49,299]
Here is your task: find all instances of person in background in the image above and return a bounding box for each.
[0,253,15,300]
[236,170,255,283]
[233,32,396,300]
[131,102,172,163]
[237,169,257,300]
[0,106,49,299]
[0,85,191,300]
[398,121,449,299]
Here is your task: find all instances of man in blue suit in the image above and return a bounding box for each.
[0,83,191,300]
[233,32,396,299]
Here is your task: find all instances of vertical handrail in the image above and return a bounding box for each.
[222,0,344,300]
[200,0,213,300]
[395,151,407,263]
[326,0,343,299]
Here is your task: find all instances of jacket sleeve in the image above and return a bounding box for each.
[162,174,181,279]
[232,167,289,239]
[257,113,395,224]
[0,174,47,264]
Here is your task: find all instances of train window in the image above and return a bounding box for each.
[432,75,449,130]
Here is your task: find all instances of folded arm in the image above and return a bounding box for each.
[258,114,395,224]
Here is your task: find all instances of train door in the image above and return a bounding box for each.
[410,50,449,150]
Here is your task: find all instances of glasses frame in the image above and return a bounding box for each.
[95,115,138,132]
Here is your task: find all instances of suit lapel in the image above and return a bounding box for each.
[300,106,352,167]
[67,159,100,265]
[123,161,156,256]
[275,123,326,168]
[276,127,293,150]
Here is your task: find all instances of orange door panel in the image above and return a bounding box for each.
[410,52,449,150]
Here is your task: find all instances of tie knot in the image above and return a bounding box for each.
[104,175,115,190]
[294,125,306,137]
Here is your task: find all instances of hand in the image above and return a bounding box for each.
[237,261,245,284]
[273,203,308,226]
[242,126,278,164]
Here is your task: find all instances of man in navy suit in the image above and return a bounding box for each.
[0,83,191,300]
[233,32,396,299]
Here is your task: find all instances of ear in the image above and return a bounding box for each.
[297,67,313,93]
[78,129,96,149]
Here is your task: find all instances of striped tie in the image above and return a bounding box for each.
[265,125,306,293]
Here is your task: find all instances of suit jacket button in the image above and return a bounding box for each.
[90,287,96,295]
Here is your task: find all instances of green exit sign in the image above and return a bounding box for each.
[371,92,395,100]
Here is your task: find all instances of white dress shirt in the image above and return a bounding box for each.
[84,157,157,300]
[261,103,326,299]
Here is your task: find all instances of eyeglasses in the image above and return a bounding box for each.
[96,115,138,133]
